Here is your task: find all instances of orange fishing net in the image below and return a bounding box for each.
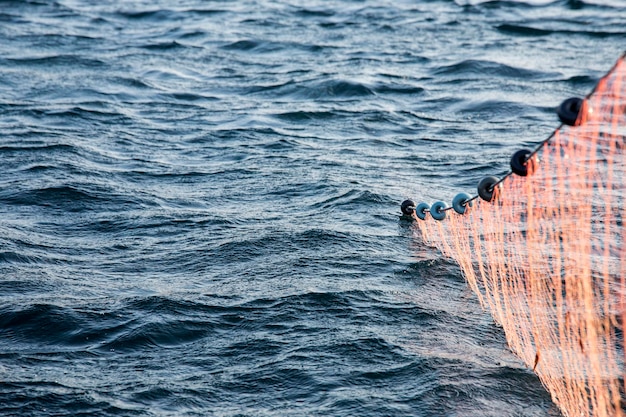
[414,53,626,417]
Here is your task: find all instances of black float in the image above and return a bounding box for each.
[402,94,588,220]
[557,97,583,127]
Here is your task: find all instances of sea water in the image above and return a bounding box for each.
[1,1,625,416]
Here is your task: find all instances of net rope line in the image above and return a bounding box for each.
[408,51,626,219]
[410,52,626,417]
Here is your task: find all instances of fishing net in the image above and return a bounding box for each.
[411,52,626,417]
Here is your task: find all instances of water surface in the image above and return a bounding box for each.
[1,1,625,416]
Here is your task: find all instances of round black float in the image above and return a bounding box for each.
[510,148,535,177]
[477,176,500,202]
[401,199,416,216]
[557,97,583,126]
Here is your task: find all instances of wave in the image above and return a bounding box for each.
[113,7,226,22]
[456,0,624,8]
[3,54,106,69]
[310,189,393,210]
[0,184,153,213]
[221,39,325,54]
[497,23,626,38]
[433,59,558,80]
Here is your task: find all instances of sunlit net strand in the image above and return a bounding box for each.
[416,55,626,417]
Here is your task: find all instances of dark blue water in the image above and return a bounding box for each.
[1,1,625,415]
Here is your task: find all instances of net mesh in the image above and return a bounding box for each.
[415,53,626,417]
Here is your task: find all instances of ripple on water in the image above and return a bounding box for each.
[1,0,623,416]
